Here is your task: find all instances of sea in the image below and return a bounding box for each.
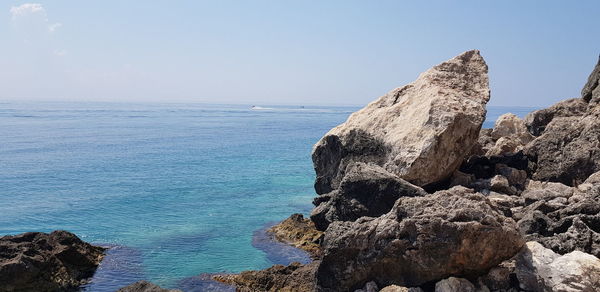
[0,102,535,291]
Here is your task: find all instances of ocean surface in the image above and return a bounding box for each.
[0,102,535,291]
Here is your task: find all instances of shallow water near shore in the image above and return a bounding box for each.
[0,101,533,290]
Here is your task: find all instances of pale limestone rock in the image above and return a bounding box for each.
[312,50,490,192]
[491,113,534,144]
[515,241,600,292]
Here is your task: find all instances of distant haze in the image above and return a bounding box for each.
[1,1,598,107]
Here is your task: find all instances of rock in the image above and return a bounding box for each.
[524,98,588,136]
[582,55,600,105]
[515,178,600,257]
[117,281,182,292]
[380,285,423,292]
[434,277,476,292]
[315,186,524,291]
[312,50,490,193]
[490,175,516,195]
[486,137,521,157]
[449,170,475,188]
[0,230,105,292]
[470,128,495,156]
[525,111,600,186]
[354,281,378,292]
[213,261,318,292]
[268,214,323,257]
[491,113,534,145]
[311,162,426,231]
[477,259,518,291]
[495,164,527,189]
[515,241,600,292]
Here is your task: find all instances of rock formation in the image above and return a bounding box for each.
[524,57,600,186]
[221,52,600,292]
[117,281,182,292]
[213,261,319,292]
[0,230,105,292]
[582,55,600,105]
[310,162,426,230]
[515,241,600,292]
[312,50,490,194]
[267,214,323,258]
[316,187,523,291]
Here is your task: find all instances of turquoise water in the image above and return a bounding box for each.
[0,102,534,290]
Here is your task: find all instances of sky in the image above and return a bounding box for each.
[0,1,598,107]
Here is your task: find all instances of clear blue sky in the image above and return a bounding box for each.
[1,1,598,107]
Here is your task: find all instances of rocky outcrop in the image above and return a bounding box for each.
[316,186,524,291]
[311,162,426,231]
[213,261,318,292]
[312,50,490,193]
[117,281,182,292]
[524,58,600,186]
[582,55,600,105]
[267,214,323,258]
[524,98,588,136]
[515,241,600,292]
[525,109,600,186]
[515,174,600,257]
[0,230,105,292]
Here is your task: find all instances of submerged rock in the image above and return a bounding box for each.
[311,162,426,231]
[0,230,105,292]
[117,281,182,292]
[316,186,524,291]
[515,241,600,292]
[267,214,323,258]
[312,50,490,193]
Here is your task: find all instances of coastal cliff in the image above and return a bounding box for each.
[221,51,600,292]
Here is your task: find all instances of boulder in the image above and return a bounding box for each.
[268,214,323,258]
[213,261,318,292]
[312,50,490,193]
[491,113,534,145]
[0,230,105,292]
[311,162,426,231]
[515,179,600,257]
[525,111,600,186]
[515,241,600,292]
[524,98,588,136]
[582,55,600,105]
[117,281,182,292]
[315,187,524,291]
[434,277,476,292]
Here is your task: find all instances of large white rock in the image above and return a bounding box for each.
[516,241,600,292]
[312,50,490,192]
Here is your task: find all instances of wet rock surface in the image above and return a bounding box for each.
[268,213,323,258]
[0,230,105,292]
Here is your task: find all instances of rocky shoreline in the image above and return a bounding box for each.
[211,50,600,292]
[2,50,600,291]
